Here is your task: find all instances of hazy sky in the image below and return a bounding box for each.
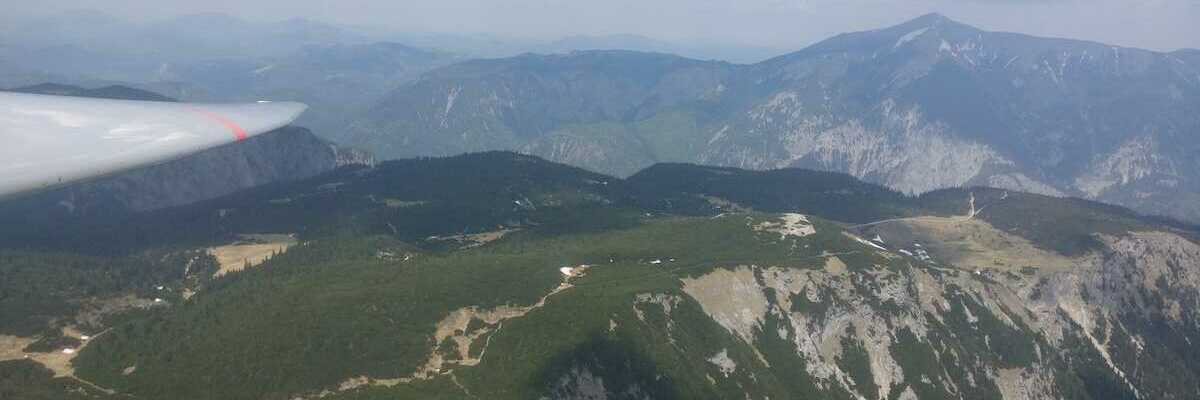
[6,0,1199,51]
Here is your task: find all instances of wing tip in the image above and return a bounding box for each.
[276,101,309,125]
[242,101,309,140]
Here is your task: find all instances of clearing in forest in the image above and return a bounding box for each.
[209,234,298,277]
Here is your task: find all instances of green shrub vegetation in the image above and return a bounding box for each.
[0,152,1194,399]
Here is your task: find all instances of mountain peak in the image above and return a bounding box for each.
[912,12,950,23]
[775,11,979,59]
[898,12,974,31]
[163,12,248,29]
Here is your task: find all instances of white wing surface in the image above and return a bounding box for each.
[0,92,306,197]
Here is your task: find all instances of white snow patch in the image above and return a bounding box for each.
[1004,56,1020,69]
[708,125,731,145]
[440,86,463,128]
[845,232,887,251]
[939,39,953,53]
[894,27,930,49]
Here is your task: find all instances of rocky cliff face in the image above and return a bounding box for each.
[348,14,1200,224]
[545,214,1200,399]
[332,142,376,169]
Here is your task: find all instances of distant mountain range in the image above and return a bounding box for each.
[533,34,786,64]
[4,12,1197,223]
[144,41,461,139]
[0,11,460,138]
[0,11,370,63]
[357,30,787,63]
[346,13,1200,223]
[0,11,788,151]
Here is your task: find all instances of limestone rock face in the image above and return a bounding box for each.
[652,229,1200,400]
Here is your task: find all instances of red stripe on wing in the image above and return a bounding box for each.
[191,108,249,141]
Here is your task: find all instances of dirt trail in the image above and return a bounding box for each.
[310,265,590,398]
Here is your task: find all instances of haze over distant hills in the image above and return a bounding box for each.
[0,10,786,139]
[346,13,1200,223]
[3,11,1196,223]
[0,11,467,137]
[0,11,369,62]
[364,30,787,63]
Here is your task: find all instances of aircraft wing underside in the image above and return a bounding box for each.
[0,91,306,198]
